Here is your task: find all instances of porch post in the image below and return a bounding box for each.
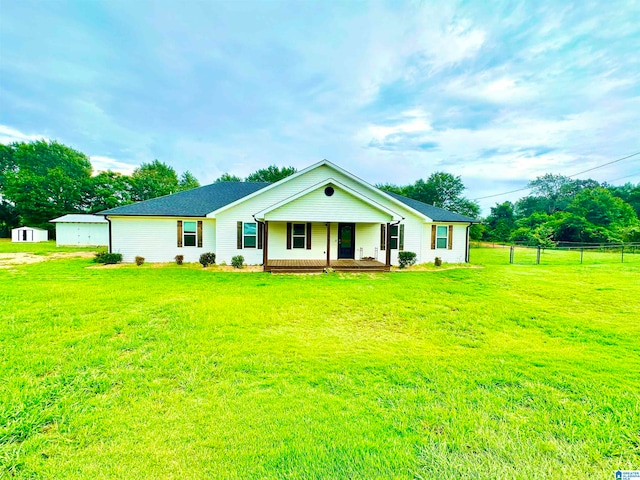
[385,222,391,267]
[262,221,269,270]
[326,222,331,267]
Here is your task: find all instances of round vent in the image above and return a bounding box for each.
[324,186,335,197]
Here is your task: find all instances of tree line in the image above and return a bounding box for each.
[0,140,297,236]
[1,139,638,244]
[480,174,640,245]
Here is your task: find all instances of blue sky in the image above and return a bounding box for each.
[1,0,639,213]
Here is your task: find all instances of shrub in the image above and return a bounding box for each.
[135,256,145,266]
[199,252,216,267]
[174,255,184,265]
[398,251,417,269]
[231,255,244,269]
[93,252,123,264]
[434,256,442,267]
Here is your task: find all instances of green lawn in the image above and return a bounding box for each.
[1,246,639,478]
[0,239,101,255]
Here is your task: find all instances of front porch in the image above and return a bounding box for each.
[265,258,390,273]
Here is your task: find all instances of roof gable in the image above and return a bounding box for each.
[254,178,403,221]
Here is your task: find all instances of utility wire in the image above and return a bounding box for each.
[471,151,640,201]
[604,171,640,183]
[567,151,640,177]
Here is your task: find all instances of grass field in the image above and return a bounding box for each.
[1,243,639,478]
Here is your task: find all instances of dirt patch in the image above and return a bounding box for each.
[0,251,95,266]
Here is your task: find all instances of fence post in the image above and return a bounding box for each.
[621,245,624,263]
[509,245,514,264]
[536,246,541,265]
[580,248,583,264]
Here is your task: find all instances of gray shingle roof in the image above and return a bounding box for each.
[98,182,270,217]
[98,179,475,223]
[386,192,478,222]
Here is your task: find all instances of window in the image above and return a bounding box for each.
[292,223,306,248]
[381,224,404,250]
[436,225,448,249]
[183,221,197,246]
[244,222,257,248]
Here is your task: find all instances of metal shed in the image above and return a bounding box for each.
[50,214,108,246]
[11,226,49,243]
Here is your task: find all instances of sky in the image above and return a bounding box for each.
[1,0,639,214]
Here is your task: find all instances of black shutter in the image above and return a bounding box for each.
[399,224,405,251]
[237,221,243,249]
[448,225,453,250]
[197,221,203,248]
[286,222,292,250]
[380,224,386,250]
[177,221,183,248]
[257,222,264,249]
[306,223,312,250]
[431,225,436,249]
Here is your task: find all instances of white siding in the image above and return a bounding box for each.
[267,222,327,260]
[55,223,108,246]
[421,223,469,263]
[110,217,216,263]
[266,186,393,223]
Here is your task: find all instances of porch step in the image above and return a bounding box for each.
[267,266,390,274]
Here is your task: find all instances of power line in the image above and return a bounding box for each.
[472,186,531,201]
[605,171,640,183]
[471,150,640,201]
[567,151,640,177]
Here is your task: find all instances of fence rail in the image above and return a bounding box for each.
[470,242,640,265]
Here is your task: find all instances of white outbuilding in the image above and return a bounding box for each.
[11,226,49,243]
[50,214,108,246]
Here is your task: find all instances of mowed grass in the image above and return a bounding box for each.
[474,243,640,267]
[1,246,639,478]
[0,239,100,255]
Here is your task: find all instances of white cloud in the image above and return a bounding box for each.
[0,125,49,144]
[90,155,136,175]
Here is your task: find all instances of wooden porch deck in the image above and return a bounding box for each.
[265,259,390,273]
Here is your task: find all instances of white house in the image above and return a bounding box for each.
[50,214,109,246]
[11,226,48,243]
[99,160,477,271]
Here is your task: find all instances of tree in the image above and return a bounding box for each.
[484,201,516,242]
[130,160,179,202]
[87,171,133,212]
[0,199,19,237]
[567,187,637,229]
[376,183,407,196]
[178,171,200,191]
[0,140,93,229]
[404,173,480,217]
[215,173,242,183]
[523,174,601,215]
[608,182,640,218]
[246,165,296,183]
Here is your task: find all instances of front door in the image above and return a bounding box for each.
[338,223,355,259]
